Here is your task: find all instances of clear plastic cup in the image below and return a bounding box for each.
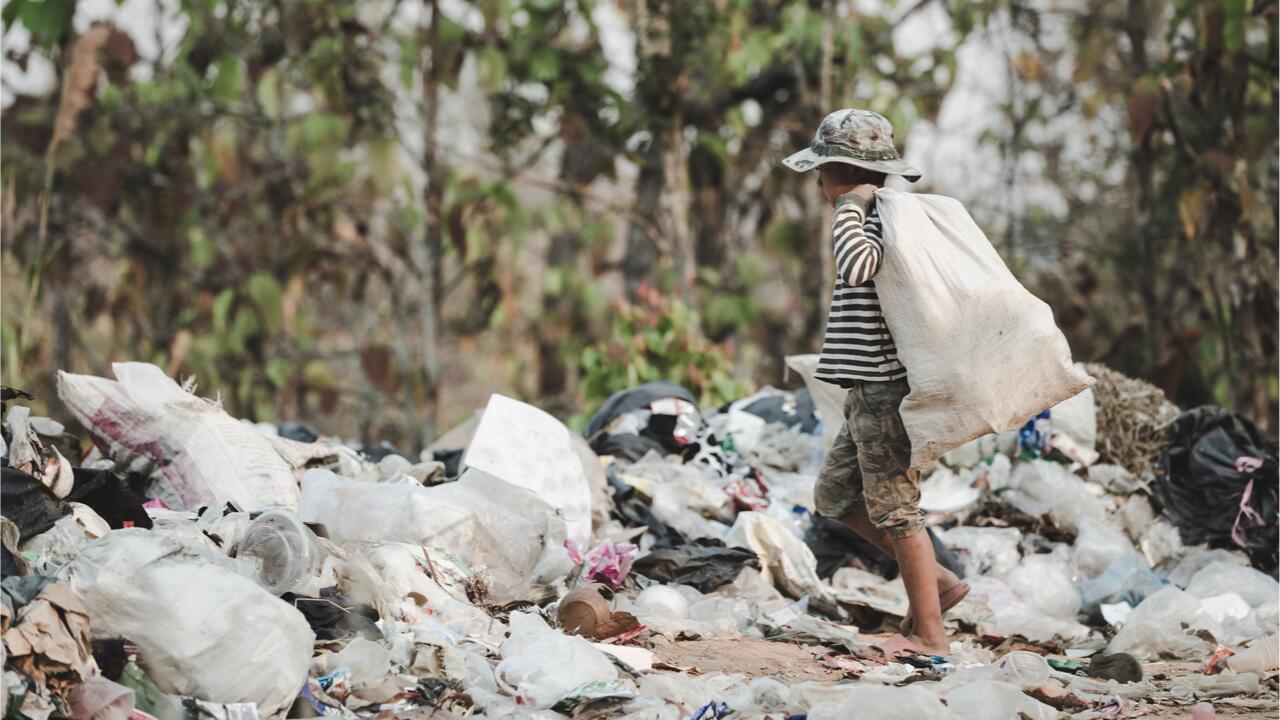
[998,650,1050,686]
[237,510,323,595]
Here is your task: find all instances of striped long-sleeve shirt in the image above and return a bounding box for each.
[814,192,907,386]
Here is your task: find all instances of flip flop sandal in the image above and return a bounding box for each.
[899,581,971,635]
[876,633,926,660]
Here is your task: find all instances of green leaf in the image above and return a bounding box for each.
[17,0,72,46]
[264,358,289,389]
[529,47,560,81]
[212,288,236,336]
[1224,0,1245,52]
[246,272,283,333]
[209,54,243,101]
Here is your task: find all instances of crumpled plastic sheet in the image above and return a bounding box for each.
[808,683,953,720]
[494,611,620,709]
[71,529,314,718]
[941,680,1059,720]
[299,467,572,603]
[1107,586,1214,660]
[631,538,759,593]
[727,511,841,617]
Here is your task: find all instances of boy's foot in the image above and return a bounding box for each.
[899,581,971,635]
[906,632,950,657]
[877,633,949,659]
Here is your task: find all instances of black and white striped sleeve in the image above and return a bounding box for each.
[831,192,883,287]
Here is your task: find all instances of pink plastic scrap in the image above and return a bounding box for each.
[566,540,637,589]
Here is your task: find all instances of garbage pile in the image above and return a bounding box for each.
[2,359,1277,720]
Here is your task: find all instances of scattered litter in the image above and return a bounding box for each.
[1,361,1275,718]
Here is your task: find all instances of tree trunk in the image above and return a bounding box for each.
[417,0,443,446]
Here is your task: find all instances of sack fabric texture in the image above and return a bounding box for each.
[874,188,1093,468]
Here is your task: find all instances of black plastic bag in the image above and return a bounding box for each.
[65,468,153,530]
[719,389,820,433]
[632,538,760,592]
[1,467,71,542]
[585,382,696,440]
[804,515,963,580]
[606,467,686,550]
[1156,406,1278,570]
[282,592,381,641]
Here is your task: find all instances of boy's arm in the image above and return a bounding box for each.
[831,191,884,286]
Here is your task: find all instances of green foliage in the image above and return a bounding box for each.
[580,285,751,410]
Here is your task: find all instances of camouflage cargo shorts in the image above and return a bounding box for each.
[812,377,925,539]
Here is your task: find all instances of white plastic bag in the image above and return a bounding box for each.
[463,394,592,549]
[57,363,300,511]
[808,684,953,720]
[1007,552,1081,620]
[1186,561,1279,608]
[1074,518,1136,578]
[942,681,1058,720]
[1107,586,1213,660]
[298,468,570,602]
[874,189,1094,467]
[727,511,840,616]
[937,526,1022,578]
[71,529,313,718]
[494,612,618,708]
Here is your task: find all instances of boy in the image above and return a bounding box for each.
[782,109,968,656]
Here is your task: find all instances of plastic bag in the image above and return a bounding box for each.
[20,502,111,567]
[494,611,619,709]
[727,511,840,616]
[1074,518,1137,578]
[1107,587,1213,660]
[1,467,71,542]
[872,188,1094,468]
[942,680,1058,720]
[58,363,300,512]
[463,394,592,549]
[1003,460,1106,531]
[1078,553,1166,613]
[1186,561,1279,608]
[1156,406,1278,570]
[632,538,759,592]
[938,526,1022,578]
[71,529,314,718]
[1007,551,1081,619]
[299,467,570,602]
[809,684,953,720]
[68,676,135,720]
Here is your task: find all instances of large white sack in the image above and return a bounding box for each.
[874,189,1094,468]
[298,468,571,602]
[463,394,592,549]
[71,529,313,718]
[57,363,300,511]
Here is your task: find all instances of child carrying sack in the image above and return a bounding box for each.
[873,188,1094,468]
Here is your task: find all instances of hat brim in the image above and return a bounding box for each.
[781,148,922,183]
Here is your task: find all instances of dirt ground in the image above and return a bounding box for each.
[646,637,1280,718]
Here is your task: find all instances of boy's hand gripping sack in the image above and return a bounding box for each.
[874,188,1093,468]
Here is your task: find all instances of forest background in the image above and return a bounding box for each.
[2,0,1276,450]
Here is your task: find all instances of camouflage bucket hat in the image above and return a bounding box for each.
[783,108,922,182]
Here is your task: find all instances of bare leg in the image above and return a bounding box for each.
[892,530,948,655]
[837,505,960,591]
